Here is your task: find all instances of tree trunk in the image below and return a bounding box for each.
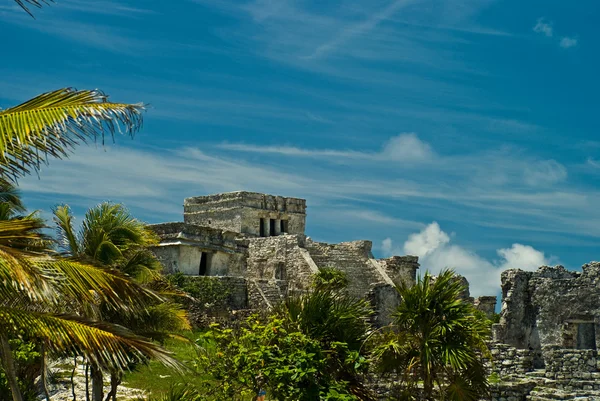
[0,334,23,401]
[91,364,104,401]
[85,362,90,401]
[104,372,121,401]
[40,343,51,401]
[71,356,78,401]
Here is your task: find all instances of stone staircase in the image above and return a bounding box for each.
[248,279,284,309]
[519,370,600,400]
[305,239,389,299]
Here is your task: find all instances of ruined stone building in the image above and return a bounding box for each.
[150,191,423,325]
[149,191,600,399]
[483,263,600,400]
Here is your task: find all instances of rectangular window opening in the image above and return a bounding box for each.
[577,323,596,350]
[260,218,266,237]
[199,252,209,276]
[270,219,276,236]
[280,220,288,234]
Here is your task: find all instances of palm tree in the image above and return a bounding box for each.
[372,269,490,401]
[0,184,183,401]
[280,282,375,400]
[54,203,190,401]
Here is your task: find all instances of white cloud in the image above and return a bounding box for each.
[523,159,567,186]
[559,36,578,49]
[382,222,551,296]
[381,132,435,162]
[218,133,435,163]
[496,244,547,271]
[533,18,553,37]
[382,238,394,255]
[403,222,450,258]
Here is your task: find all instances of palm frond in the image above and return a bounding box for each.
[0,178,25,214]
[0,306,182,371]
[38,258,164,312]
[52,204,80,256]
[0,88,144,181]
[13,0,52,17]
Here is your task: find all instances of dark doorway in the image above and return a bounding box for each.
[270,219,276,236]
[280,220,288,234]
[275,262,286,280]
[577,323,596,349]
[260,218,266,237]
[199,252,209,276]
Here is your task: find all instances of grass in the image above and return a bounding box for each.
[122,330,207,397]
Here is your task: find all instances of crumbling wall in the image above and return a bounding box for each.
[475,296,497,318]
[367,283,400,326]
[497,269,538,350]
[305,239,394,300]
[379,256,419,288]
[490,344,534,377]
[246,235,316,294]
[149,222,247,276]
[542,346,598,379]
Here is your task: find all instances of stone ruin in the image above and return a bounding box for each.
[149,191,600,400]
[150,191,424,326]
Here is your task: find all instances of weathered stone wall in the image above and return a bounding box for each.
[149,222,247,276]
[379,256,419,288]
[305,239,393,300]
[496,269,539,352]
[475,296,498,318]
[366,283,400,326]
[488,380,537,401]
[183,191,306,236]
[490,344,534,377]
[542,346,598,379]
[246,234,317,294]
[497,263,600,368]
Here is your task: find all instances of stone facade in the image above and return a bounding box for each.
[183,191,306,237]
[483,263,600,400]
[149,191,421,326]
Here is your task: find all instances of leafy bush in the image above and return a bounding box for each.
[313,267,349,291]
[194,315,362,401]
[0,338,41,401]
[167,273,231,309]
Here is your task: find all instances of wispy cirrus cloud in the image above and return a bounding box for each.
[533,18,553,37]
[304,0,415,59]
[533,17,579,49]
[218,133,434,163]
[559,36,578,48]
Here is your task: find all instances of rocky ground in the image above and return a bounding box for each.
[40,361,146,401]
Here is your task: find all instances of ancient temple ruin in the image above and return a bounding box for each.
[150,191,421,325]
[149,191,600,400]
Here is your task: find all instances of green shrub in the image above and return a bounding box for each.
[167,273,231,309]
[194,315,360,401]
[313,267,349,291]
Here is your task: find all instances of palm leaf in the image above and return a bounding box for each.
[0,306,182,371]
[0,179,25,214]
[13,0,52,17]
[0,88,144,181]
[52,204,81,256]
[39,258,164,313]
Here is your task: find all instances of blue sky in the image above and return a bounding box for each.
[1,0,598,296]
